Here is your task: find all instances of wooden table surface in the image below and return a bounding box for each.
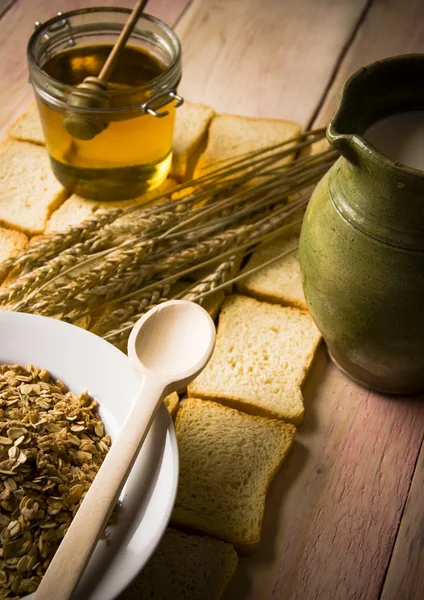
[0,1,423,599]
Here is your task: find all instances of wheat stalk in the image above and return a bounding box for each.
[101,246,299,347]
[5,194,305,321]
[8,168,310,317]
[3,130,329,285]
[0,210,117,284]
[86,197,306,317]
[94,281,176,338]
[0,207,183,308]
[12,238,157,317]
[0,129,336,341]
[101,257,239,348]
[181,258,239,303]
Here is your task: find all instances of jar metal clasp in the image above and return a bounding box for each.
[34,12,76,47]
[142,91,184,118]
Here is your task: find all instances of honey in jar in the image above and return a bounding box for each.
[27,8,182,201]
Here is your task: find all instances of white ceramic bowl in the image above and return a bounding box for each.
[0,311,179,600]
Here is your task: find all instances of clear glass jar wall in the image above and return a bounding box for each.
[27,8,182,200]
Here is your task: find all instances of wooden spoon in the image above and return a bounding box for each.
[34,300,216,600]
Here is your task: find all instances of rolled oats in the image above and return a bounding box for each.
[0,364,110,599]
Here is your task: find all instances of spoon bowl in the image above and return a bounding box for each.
[128,299,216,384]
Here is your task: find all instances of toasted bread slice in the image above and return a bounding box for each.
[236,233,306,309]
[188,295,320,424]
[164,392,180,419]
[0,140,68,235]
[172,398,296,553]
[0,226,28,264]
[171,100,215,181]
[8,103,45,146]
[194,114,301,178]
[122,528,237,600]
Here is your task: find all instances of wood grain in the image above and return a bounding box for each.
[380,439,424,600]
[0,0,15,19]
[314,0,424,127]
[173,2,424,598]
[309,4,424,595]
[0,1,423,599]
[224,347,424,600]
[0,0,189,138]
[175,0,368,125]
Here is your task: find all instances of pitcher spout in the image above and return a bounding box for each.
[327,54,424,167]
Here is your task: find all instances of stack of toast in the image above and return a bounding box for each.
[0,102,321,600]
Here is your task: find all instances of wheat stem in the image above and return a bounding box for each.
[89,202,306,313]
[102,247,299,346]
[0,129,334,339]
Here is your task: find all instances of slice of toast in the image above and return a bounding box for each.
[8,103,45,146]
[188,294,320,424]
[236,233,306,309]
[171,100,215,181]
[164,392,179,419]
[0,226,28,264]
[194,114,301,178]
[122,528,237,600]
[0,140,68,235]
[172,397,296,553]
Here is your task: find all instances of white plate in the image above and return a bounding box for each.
[0,311,179,600]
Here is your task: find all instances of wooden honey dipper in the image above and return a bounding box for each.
[63,0,149,140]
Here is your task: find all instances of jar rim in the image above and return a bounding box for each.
[27,6,182,110]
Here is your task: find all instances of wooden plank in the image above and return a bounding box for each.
[314,0,424,127]
[380,439,424,600]
[308,2,424,597]
[174,2,424,598]
[0,3,421,600]
[175,0,368,125]
[0,0,189,137]
[0,0,15,19]
[223,347,424,600]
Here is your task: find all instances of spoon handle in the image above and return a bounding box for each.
[34,377,166,600]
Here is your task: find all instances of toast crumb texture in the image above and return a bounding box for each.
[236,233,306,309]
[122,527,237,600]
[0,140,68,235]
[172,397,296,552]
[188,294,321,424]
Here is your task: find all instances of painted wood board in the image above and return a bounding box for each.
[0,0,189,138]
[311,3,424,594]
[380,439,424,600]
[0,0,422,599]
[0,0,15,19]
[314,0,424,127]
[175,0,368,125]
[224,347,424,600]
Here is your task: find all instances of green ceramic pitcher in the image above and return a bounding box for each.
[299,55,424,394]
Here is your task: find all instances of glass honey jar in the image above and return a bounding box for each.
[27,8,183,201]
